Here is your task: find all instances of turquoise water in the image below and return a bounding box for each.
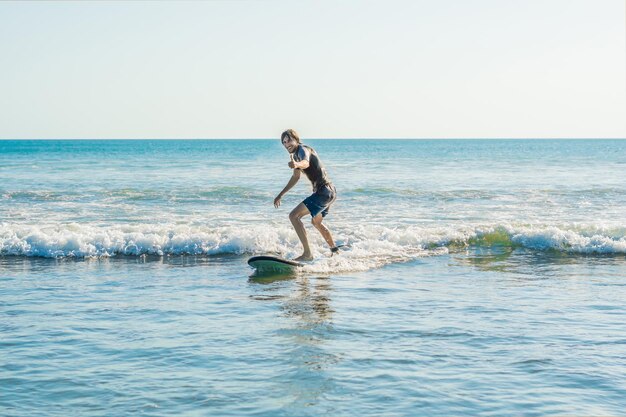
[1,139,626,415]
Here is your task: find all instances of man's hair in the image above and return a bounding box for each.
[281,129,300,144]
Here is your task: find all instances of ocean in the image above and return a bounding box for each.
[1,139,625,416]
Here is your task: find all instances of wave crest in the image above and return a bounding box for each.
[1,223,624,270]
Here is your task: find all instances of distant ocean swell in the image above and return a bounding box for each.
[1,223,624,265]
[1,186,270,203]
[4,187,625,202]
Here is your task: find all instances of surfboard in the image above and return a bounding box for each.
[247,255,303,273]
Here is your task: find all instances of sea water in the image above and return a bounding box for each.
[1,139,625,416]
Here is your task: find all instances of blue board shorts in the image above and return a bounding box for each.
[303,184,336,218]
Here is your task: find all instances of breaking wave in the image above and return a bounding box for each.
[1,222,624,272]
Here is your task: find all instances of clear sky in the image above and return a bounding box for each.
[1,0,624,139]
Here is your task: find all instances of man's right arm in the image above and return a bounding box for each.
[274,169,301,208]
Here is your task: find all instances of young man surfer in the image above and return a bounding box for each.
[274,129,338,261]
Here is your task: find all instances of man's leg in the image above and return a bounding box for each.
[289,203,313,261]
[311,214,336,249]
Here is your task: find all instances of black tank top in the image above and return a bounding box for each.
[293,144,331,192]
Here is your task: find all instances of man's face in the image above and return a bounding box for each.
[282,135,297,153]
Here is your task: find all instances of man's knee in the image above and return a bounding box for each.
[289,210,302,223]
[311,215,323,227]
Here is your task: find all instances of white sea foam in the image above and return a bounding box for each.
[0,223,298,258]
[507,226,626,254]
[1,222,624,274]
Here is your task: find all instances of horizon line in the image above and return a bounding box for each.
[1,137,625,141]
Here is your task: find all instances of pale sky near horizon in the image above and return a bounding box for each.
[1,0,625,139]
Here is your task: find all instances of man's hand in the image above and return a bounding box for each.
[288,154,297,169]
[274,195,282,208]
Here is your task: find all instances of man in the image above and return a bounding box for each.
[273,129,338,261]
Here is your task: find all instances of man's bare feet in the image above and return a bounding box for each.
[294,253,313,262]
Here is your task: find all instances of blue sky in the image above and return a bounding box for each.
[1,0,624,139]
